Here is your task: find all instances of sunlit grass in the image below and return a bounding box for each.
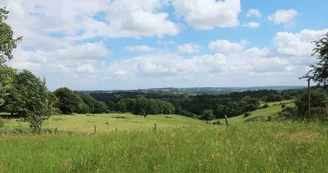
[1,122,328,172]
[2,113,210,133]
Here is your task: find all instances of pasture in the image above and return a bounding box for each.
[2,101,327,172]
[1,121,328,172]
[1,113,210,133]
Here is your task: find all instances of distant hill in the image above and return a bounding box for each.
[78,86,305,94]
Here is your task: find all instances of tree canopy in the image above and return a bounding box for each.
[13,70,55,133]
[0,7,22,64]
[307,33,328,85]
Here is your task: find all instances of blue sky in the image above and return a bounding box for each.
[1,0,328,90]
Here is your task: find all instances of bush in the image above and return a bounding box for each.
[261,104,269,109]
[244,112,251,118]
[281,103,286,109]
[0,118,4,128]
[212,120,221,125]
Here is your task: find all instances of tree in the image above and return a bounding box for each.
[72,91,88,114]
[0,7,22,64]
[0,65,16,107]
[306,33,328,85]
[53,87,80,114]
[13,70,55,133]
[241,96,260,112]
[295,90,328,118]
[213,104,225,118]
[94,101,108,113]
[134,97,150,118]
[200,109,215,120]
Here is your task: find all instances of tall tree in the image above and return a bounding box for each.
[306,33,328,84]
[0,65,16,107]
[0,7,22,64]
[53,87,79,114]
[13,70,55,133]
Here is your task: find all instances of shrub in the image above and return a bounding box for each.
[281,103,286,109]
[244,112,251,118]
[212,120,221,125]
[261,104,269,109]
[0,118,4,128]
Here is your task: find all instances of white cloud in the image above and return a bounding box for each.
[108,54,227,78]
[77,64,97,73]
[243,22,261,28]
[125,45,156,52]
[209,40,246,54]
[247,9,261,18]
[268,9,298,25]
[177,43,200,53]
[2,0,179,43]
[273,29,328,56]
[173,0,241,30]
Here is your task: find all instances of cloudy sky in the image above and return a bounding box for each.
[1,0,327,90]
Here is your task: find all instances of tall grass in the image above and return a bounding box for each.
[1,122,328,172]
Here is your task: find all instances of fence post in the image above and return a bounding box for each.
[54,128,58,135]
[224,115,229,126]
[154,123,157,132]
[94,125,97,134]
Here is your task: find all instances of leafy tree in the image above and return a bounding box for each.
[295,90,328,118]
[200,109,215,120]
[0,7,22,64]
[0,65,16,107]
[13,70,55,133]
[72,91,88,114]
[94,101,108,113]
[134,97,150,118]
[116,99,127,112]
[213,104,225,118]
[107,101,116,112]
[306,33,328,85]
[241,96,260,112]
[80,94,97,113]
[53,87,80,114]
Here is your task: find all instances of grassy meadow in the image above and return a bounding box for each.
[1,122,328,172]
[2,113,210,133]
[2,100,328,172]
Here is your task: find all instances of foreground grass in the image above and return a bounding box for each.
[1,122,328,172]
[2,113,209,133]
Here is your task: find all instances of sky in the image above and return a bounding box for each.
[1,0,328,90]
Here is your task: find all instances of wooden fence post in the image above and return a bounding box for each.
[94,125,97,134]
[224,115,229,126]
[154,123,157,132]
[54,128,58,135]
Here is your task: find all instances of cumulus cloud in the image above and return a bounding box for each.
[173,0,241,29]
[268,9,298,25]
[125,45,156,52]
[2,0,179,43]
[273,29,328,56]
[243,22,261,28]
[108,54,227,78]
[209,40,247,54]
[247,9,261,18]
[177,43,200,53]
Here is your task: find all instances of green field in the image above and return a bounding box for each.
[1,121,328,172]
[2,113,210,133]
[215,100,295,124]
[3,101,328,172]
